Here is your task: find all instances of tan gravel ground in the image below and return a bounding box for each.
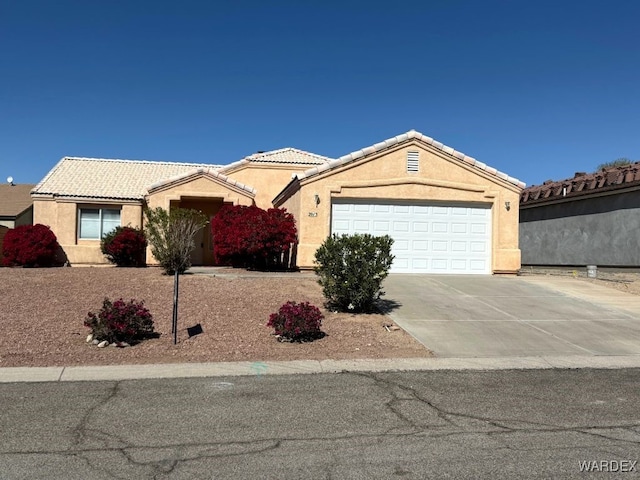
[0,267,431,368]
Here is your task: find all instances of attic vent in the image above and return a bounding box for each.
[407,151,419,173]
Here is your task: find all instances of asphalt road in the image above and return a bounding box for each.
[1,369,639,479]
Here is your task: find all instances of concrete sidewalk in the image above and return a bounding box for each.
[2,355,640,383]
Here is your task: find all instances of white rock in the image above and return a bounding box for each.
[92,339,100,345]
[86,334,93,343]
[97,340,109,348]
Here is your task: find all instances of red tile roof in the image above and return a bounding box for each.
[520,162,640,206]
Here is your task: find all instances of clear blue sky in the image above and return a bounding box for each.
[2,0,639,188]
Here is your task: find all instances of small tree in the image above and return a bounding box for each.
[144,206,207,345]
[314,233,394,313]
[144,207,207,275]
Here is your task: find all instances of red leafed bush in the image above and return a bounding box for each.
[84,298,155,345]
[267,301,324,342]
[211,205,297,269]
[100,226,147,267]
[2,224,60,267]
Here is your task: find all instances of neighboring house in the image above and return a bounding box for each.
[520,162,640,266]
[32,130,524,274]
[0,182,35,255]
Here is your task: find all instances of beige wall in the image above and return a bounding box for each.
[222,164,304,208]
[277,142,522,273]
[145,174,256,266]
[31,175,257,266]
[33,198,143,265]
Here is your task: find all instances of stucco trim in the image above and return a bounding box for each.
[328,177,490,195]
[146,168,256,198]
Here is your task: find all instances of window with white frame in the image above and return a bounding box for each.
[78,207,121,239]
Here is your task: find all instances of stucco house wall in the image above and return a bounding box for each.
[276,133,523,273]
[32,199,143,264]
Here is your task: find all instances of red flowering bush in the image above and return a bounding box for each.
[267,301,324,342]
[84,298,154,345]
[101,226,147,267]
[2,224,60,267]
[211,205,297,269]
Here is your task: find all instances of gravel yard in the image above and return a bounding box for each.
[0,267,431,368]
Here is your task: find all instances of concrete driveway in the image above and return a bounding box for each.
[383,275,640,358]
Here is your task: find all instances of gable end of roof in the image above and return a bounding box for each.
[295,130,526,189]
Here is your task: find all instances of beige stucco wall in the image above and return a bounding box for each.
[145,174,256,266]
[277,142,522,273]
[33,199,143,264]
[31,175,257,266]
[145,175,255,211]
[222,164,305,208]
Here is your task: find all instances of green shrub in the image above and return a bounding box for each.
[314,234,394,313]
[144,207,207,275]
[267,301,324,341]
[100,226,147,267]
[84,298,154,345]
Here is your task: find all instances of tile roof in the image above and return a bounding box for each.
[294,130,526,189]
[32,157,223,201]
[520,162,640,206]
[146,168,256,196]
[0,183,36,217]
[219,147,332,173]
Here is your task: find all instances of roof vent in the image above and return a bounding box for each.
[407,151,419,173]
[543,179,554,185]
[574,172,586,178]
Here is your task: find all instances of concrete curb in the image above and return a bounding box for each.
[1,355,640,383]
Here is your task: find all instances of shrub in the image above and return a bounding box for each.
[2,224,60,267]
[267,301,324,341]
[144,207,207,275]
[211,205,297,270]
[84,298,154,344]
[100,226,147,267]
[314,233,394,313]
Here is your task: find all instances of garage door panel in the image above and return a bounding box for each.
[451,241,468,252]
[432,222,449,233]
[413,222,429,232]
[471,223,487,234]
[331,201,491,274]
[412,240,428,251]
[452,223,468,234]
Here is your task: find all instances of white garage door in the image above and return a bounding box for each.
[331,200,492,274]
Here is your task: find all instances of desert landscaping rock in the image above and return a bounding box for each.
[0,268,431,367]
[85,334,93,343]
[97,341,109,348]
